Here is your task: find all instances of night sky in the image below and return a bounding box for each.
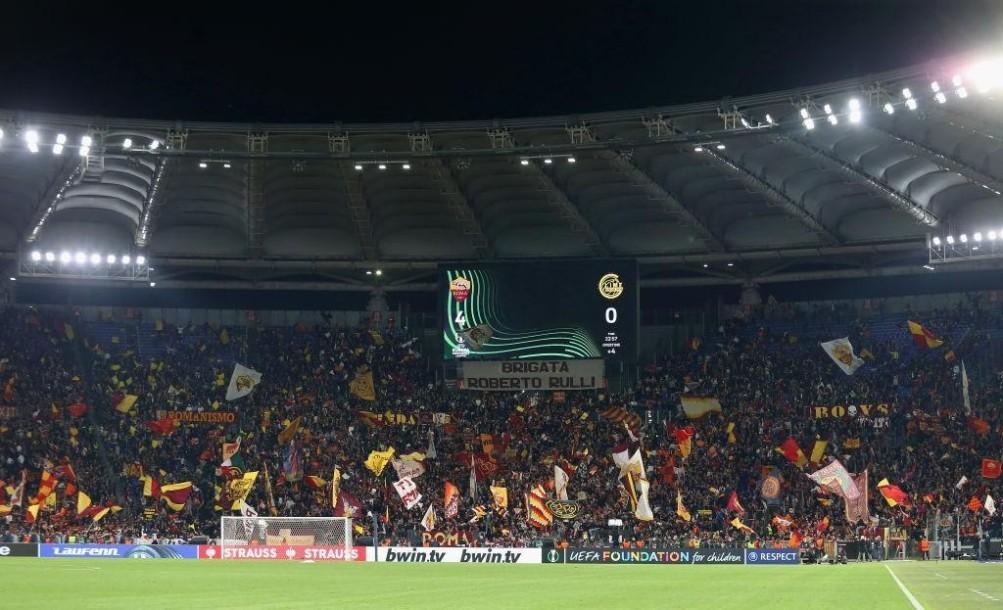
[1,1,1000,123]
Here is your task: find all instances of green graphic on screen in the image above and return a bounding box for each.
[440,261,637,362]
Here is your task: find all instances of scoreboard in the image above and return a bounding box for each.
[440,259,638,363]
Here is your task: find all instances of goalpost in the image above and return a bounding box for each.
[220,516,352,557]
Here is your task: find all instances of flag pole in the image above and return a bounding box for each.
[262,462,278,516]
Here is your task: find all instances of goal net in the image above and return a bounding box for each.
[220,516,352,556]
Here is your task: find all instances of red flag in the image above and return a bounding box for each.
[982,458,1002,479]
[877,478,911,507]
[147,417,177,436]
[726,490,745,515]
[968,417,990,437]
[304,476,326,490]
[907,320,943,349]
[789,530,803,548]
[968,496,983,512]
[777,437,808,467]
[816,516,829,534]
[444,481,460,519]
[334,491,363,519]
[671,426,695,458]
[67,402,88,418]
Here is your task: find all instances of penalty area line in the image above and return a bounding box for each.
[884,564,925,610]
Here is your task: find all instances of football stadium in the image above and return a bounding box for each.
[2,4,1003,608]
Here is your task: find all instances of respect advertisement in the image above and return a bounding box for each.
[39,544,199,559]
[0,543,38,557]
[377,547,541,564]
[199,545,368,561]
[546,548,745,564]
[744,549,800,564]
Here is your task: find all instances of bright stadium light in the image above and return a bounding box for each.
[946,235,955,244]
[935,92,947,104]
[693,146,704,152]
[25,129,40,153]
[45,251,55,262]
[716,144,726,150]
[121,255,131,264]
[930,81,941,93]
[60,251,71,263]
[932,236,941,246]
[122,137,133,149]
[354,164,364,171]
[378,163,387,170]
[89,253,101,265]
[366,270,373,275]
[149,282,156,287]
[906,98,917,110]
[974,232,983,242]
[375,269,383,276]
[923,264,936,271]
[902,87,912,98]
[30,251,41,261]
[956,86,968,99]
[223,162,231,169]
[567,157,576,164]
[765,113,775,125]
[828,114,838,125]
[53,133,67,155]
[799,108,815,130]
[79,135,92,157]
[848,98,862,124]
[198,161,208,169]
[823,103,837,125]
[959,233,968,243]
[740,117,751,128]
[519,159,529,166]
[883,102,895,115]
[136,255,146,266]
[402,163,411,170]
[990,231,998,241]
[543,158,553,164]
[149,139,160,150]
[0,127,4,141]
[74,251,86,265]
[106,254,117,264]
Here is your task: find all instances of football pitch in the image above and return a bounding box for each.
[1,559,1001,609]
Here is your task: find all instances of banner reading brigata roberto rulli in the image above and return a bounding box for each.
[457,360,605,391]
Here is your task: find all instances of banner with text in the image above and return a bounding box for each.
[808,403,892,420]
[744,549,800,564]
[0,543,38,557]
[457,360,605,391]
[545,547,744,565]
[377,547,541,563]
[157,410,238,425]
[39,544,198,559]
[199,545,367,561]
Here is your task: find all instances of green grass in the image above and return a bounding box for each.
[0,559,1000,609]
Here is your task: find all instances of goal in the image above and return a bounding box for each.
[220,516,352,556]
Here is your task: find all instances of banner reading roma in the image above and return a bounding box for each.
[457,359,605,391]
[158,410,238,424]
[808,403,892,419]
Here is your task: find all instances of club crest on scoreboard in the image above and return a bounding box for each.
[449,276,472,302]
[598,273,623,300]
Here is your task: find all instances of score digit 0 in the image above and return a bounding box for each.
[605,307,618,324]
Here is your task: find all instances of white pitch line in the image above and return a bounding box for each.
[884,564,925,610]
[971,589,1001,602]
[933,572,948,580]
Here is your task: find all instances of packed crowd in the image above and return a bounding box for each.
[0,293,1001,551]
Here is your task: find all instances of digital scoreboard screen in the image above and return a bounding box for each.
[440,260,638,363]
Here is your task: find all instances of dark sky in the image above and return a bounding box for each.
[2,1,1000,123]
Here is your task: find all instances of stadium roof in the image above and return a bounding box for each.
[3,56,1003,291]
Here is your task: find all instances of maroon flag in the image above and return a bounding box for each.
[334,491,363,519]
[727,490,745,515]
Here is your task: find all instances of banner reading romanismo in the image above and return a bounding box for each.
[457,360,605,391]
[158,410,238,424]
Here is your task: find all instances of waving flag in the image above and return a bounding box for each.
[727,490,745,515]
[986,495,997,516]
[968,496,983,512]
[820,338,864,375]
[349,370,376,401]
[393,477,422,510]
[331,468,341,509]
[161,482,193,511]
[907,320,943,349]
[877,478,910,507]
[672,426,695,458]
[844,471,870,524]
[759,469,782,506]
[527,484,554,529]
[490,485,509,515]
[334,491,363,519]
[554,465,570,501]
[730,517,754,534]
[809,459,860,500]
[277,417,302,446]
[283,442,303,482]
[777,437,808,467]
[961,361,971,415]
[364,448,396,477]
[679,396,722,419]
[444,481,461,518]
[982,458,1002,479]
[420,504,437,531]
[226,364,261,401]
[676,492,691,522]
[76,490,92,516]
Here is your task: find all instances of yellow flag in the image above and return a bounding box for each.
[350,370,376,401]
[277,417,302,445]
[115,394,138,414]
[810,440,828,464]
[27,504,40,522]
[676,492,691,522]
[490,485,509,511]
[726,422,737,444]
[45,492,57,507]
[227,471,259,510]
[730,517,754,534]
[364,448,395,476]
[93,507,111,523]
[369,330,385,346]
[331,467,341,509]
[63,323,75,340]
[220,328,230,345]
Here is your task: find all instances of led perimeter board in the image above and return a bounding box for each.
[440,260,638,363]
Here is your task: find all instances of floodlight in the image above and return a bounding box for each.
[378,164,387,170]
[952,74,963,87]
[848,98,861,124]
[90,253,101,265]
[694,146,704,152]
[828,115,839,125]
[883,103,895,114]
[519,159,529,165]
[765,113,775,125]
[906,99,917,111]
[354,164,364,171]
[30,251,41,261]
[901,88,913,99]
[799,108,810,119]
[946,235,955,244]
[402,163,411,170]
[45,251,55,262]
[930,81,940,92]
[122,255,131,264]
[223,162,231,169]
[823,104,833,114]
[81,135,92,147]
[959,234,968,243]
[198,162,208,169]
[149,282,156,287]
[956,87,968,99]
[60,251,71,263]
[935,92,947,104]
[106,254,116,264]
[149,139,160,150]
[931,236,941,246]
[803,118,816,130]
[989,231,998,241]
[716,144,726,150]
[25,129,40,153]
[543,158,553,164]
[136,255,146,266]
[974,232,983,242]
[567,157,576,164]
[740,117,751,128]
[122,138,133,149]
[74,251,86,264]
[375,269,383,276]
